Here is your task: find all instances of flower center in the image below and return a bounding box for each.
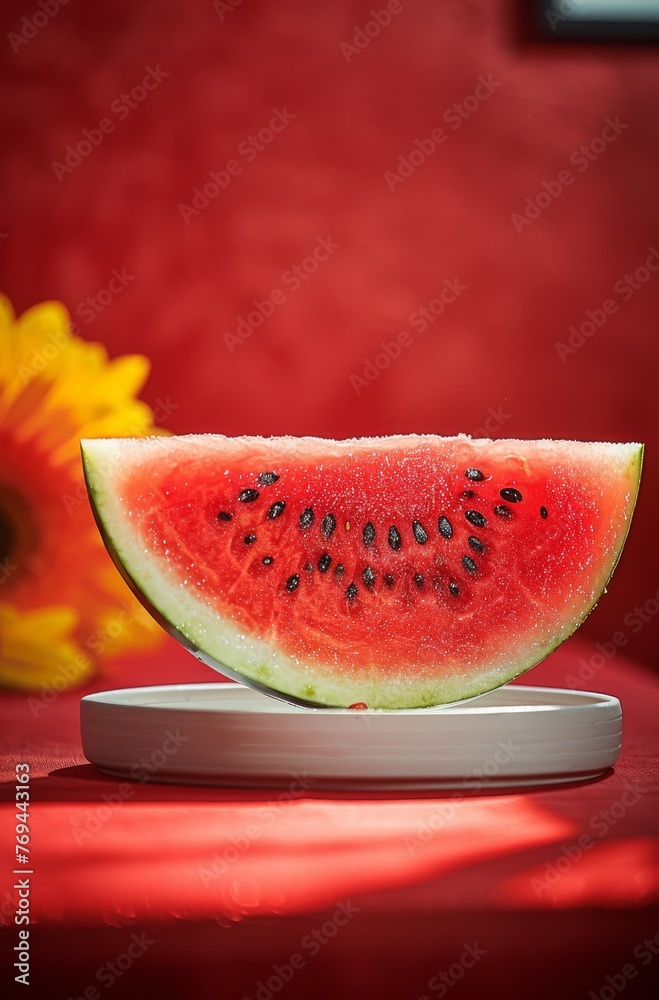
[0,485,38,575]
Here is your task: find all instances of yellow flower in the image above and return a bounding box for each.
[0,294,161,691]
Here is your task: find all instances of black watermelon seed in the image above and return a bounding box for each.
[299,507,314,529]
[414,573,424,588]
[266,500,286,520]
[388,525,402,551]
[258,472,279,486]
[217,511,232,521]
[500,488,522,504]
[304,563,313,572]
[262,556,274,565]
[335,563,345,577]
[465,510,487,528]
[362,522,376,547]
[244,534,257,545]
[465,468,485,481]
[449,581,460,597]
[412,520,428,545]
[462,490,475,499]
[438,515,453,539]
[494,504,513,519]
[346,582,358,601]
[238,488,260,503]
[318,553,332,573]
[362,565,376,589]
[540,505,548,520]
[286,574,300,592]
[384,573,395,588]
[321,514,336,539]
[468,536,485,554]
[462,555,478,574]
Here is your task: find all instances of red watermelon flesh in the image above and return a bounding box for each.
[81,435,642,709]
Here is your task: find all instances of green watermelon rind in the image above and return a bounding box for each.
[80,436,643,710]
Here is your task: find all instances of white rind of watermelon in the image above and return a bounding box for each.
[81,435,643,710]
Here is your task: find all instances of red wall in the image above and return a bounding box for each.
[2,0,658,669]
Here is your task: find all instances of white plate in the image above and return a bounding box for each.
[80,683,622,791]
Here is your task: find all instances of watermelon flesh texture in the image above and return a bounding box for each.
[81,435,642,710]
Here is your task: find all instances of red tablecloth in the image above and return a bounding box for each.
[1,636,658,1000]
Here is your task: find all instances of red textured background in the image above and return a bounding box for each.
[1,0,659,670]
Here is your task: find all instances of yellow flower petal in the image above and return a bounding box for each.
[0,603,93,691]
[0,295,16,382]
[0,301,74,412]
[0,294,166,690]
[90,595,160,659]
[92,354,151,404]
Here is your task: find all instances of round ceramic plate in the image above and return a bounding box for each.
[80,683,622,791]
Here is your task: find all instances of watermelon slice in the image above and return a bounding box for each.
[81,435,642,709]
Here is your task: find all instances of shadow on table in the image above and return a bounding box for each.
[5,761,658,943]
[28,761,616,802]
